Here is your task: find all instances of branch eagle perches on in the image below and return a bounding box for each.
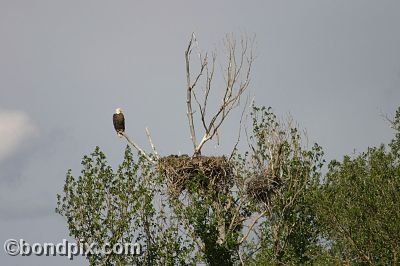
[185,33,255,156]
[122,132,157,164]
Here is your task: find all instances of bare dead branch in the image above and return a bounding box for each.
[228,200,245,233]
[122,132,155,164]
[229,94,250,161]
[185,34,197,151]
[185,33,255,156]
[238,249,245,266]
[145,127,159,159]
[380,111,396,129]
[185,33,209,153]
[239,210,266,244]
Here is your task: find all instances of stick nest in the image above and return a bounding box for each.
[245,170,283,202]
[157,155,233,197]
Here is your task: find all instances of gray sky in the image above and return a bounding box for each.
[1,1,399,265]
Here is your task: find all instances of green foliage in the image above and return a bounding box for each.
[244,106,325,265]
[313,107,400,265]
[169,171,241,265]
[389,107,400,158]
[56,146,191,265]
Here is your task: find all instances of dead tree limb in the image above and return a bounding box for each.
[145,127,159,160]
[185,33,207,152]
[185,33,255,156]
[122,132,155,164]
[239,210,267,244]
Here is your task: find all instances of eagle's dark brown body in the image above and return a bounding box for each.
[113,112,125,137]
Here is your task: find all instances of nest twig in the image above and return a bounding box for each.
[157,155,233,197]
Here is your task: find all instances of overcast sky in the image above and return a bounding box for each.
[1,1,399,265]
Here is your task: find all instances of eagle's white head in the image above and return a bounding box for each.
[115,108,124,114]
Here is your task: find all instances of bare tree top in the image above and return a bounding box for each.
[185,33,255,156]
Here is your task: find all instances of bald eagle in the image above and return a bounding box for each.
[113,108,125,137]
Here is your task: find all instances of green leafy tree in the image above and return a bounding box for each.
[241,106,325,265]
[56,146,192,265]
[313,107,400,265]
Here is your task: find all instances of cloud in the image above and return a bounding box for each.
[0,110,39,162]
